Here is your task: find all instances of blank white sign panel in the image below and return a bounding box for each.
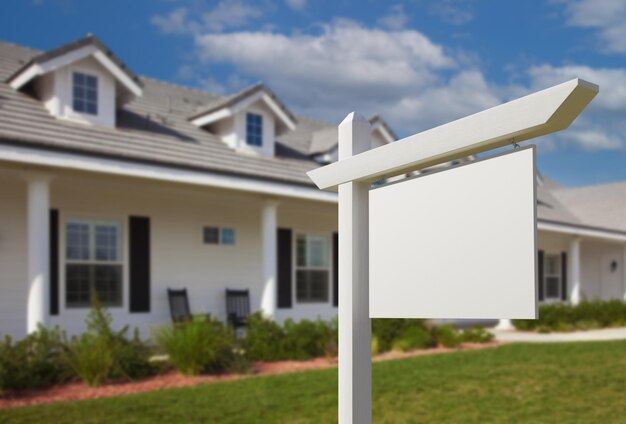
[369,147,537,319]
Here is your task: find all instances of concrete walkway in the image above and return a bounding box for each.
[492,327,626,343]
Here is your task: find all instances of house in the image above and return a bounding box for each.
[0,35,624,338]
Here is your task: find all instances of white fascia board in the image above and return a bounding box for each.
[372,122,395,144]
[0,143,338,204]
[9,45,96,89]
[261,93,297,131]
[9,45,142,97]
[538,220,626,242]
[92,50,142,97]
[308,79,598,191]
[190,108,233,127]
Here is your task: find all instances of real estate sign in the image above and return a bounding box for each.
[369,147,537,319]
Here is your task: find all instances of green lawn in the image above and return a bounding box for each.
[2,341,626,423]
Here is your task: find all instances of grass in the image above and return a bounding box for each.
[2,341,626,423]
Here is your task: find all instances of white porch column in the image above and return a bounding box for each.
[569,237,581,305]
[338,113,371,424]
[25,174,52,334]
[260,199,278,318]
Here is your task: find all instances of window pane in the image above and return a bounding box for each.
[66,264,122,308]
[245,113,263,146]
[221,228,235,245]
[73,73,84,85]
[86,102,98,115]
[66,264,92,307]
[204,227,219,244]
[73,99,85,113]
[546,255,560,275]
[307,236,328,268]
[296,270,329,303]
[546,277,560,298]
[296,235,306,267]
[95,224,119,261]
[85,75,97,89]
[94,265,122,306]
[66,222,90,260]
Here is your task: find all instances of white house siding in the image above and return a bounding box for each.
[581,240,624,301]
[0,169,338,338]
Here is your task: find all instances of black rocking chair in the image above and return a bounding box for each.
[167,288,192,323]
[226,289,250,329]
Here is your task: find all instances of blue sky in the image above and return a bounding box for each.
[2,0,626,187]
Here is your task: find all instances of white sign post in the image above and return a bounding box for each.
[307,79,598,424]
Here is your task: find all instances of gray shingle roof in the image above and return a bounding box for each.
[0,40,321,187]
[553,181,626,232]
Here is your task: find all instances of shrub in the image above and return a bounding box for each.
[0,326,69,390]
[372,319,428,353]
[282,318,334,360]
[63,293,157,386]
[241,313,286,361]
[461,326,494,343]
[512,300,626,332]
[153,316,234,375]
[435,324,462,348]
[392,327,433,352]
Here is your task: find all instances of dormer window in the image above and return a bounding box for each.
[72,72,98,115]
[246,112,263,147]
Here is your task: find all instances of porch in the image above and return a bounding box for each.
[0,167,338,338]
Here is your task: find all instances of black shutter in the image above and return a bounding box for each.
[49,209,59,316]
[538,250,544,302]
[129,216,150,313]
[333,232,338,307]
[561,252,568,301]
[277,228,292,308]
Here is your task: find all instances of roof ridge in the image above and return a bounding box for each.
[139,75,225,98]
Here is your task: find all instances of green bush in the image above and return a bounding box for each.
[435,324,462,348]
[282,318,334,360]
[0,326,69,390]
[241,313,286,361]
[153,316,234,376]
[392,327,434,352]
[371,335,379,356]
[372,319,428,353]
[63,294,157,386]
[461,326,494,343]
[513,300,626,332]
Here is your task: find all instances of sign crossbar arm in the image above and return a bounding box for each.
[307,78,598,190]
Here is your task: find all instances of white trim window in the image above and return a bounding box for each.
[544,253,562,300]
[246,112,263,147]
[72,72,98,115]
[65,218,123,307]
[295,234,330,303]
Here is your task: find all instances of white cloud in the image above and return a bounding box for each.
[430,0,474,25]
[285,0,306,12]
[559,0,626,54]
[192,20,487,133]
[151,0,262,35]
[377,4,409,30]
[151,7,194,35]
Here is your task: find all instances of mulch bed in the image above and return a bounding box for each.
[0,341,500,408]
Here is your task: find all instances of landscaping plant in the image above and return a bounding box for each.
[512,300,626,332]
[63,293,157,387]
[0,325,69,390]
[152,315,234,375]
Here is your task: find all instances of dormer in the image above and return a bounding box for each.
[190,84,297,157]
[311,115,398,164]
[6,35,143,128]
